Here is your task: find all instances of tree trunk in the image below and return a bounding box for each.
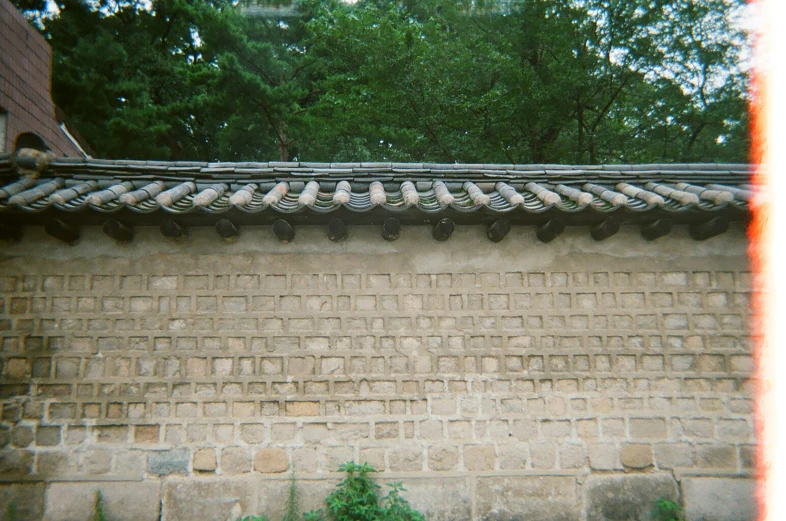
[279,120,288,161]
[576,99,584,163]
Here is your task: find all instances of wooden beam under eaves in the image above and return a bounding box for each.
[45,219,79,244]
[690,216,729,241]
[216,219,239,242]
[641,219,672,241]
[536,218,565,243]
[487,219,510,242]
[103,220,134,242]
[432,218,455,241]
[161,220,187,240]
[590,218,619,241]
[382,218,401,241]
[0,222,23,242]
[328,218,347,242]
[274,219,295,243]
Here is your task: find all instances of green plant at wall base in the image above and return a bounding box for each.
[325,462,383,521]
[93,491,108,521]
[282,468,300,521]
[6,502,19,521]
[379,482,426,521]
[651,498,684,521]
[304,462,426,521]
[238,462,425,521]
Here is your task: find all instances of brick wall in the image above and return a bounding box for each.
[0,0,82,156]
[0,225,756,521]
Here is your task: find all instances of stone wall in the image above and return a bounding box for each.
[0,224,757,520]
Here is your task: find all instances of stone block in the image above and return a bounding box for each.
[285,401,320,417]
[148,448,189,475]
[37,451,76,476]
[36,426,61,446]
[530,442,556,469]
[497,443,528,470]
[428,445,459,471]
[43,481,160,521]
[194,448,217,472]
[463,445,495,471]
[221,446,252,474]
[163,478,256,521]
[682,478,757,521]
[589,443,620,470]
[80,449,112,474]
[584,474,677,521]
[254,447,289,473]
[134,425,160,444]
[0,483,45,521]
[696,445,738,469]
[653,443,694,469]
[0,448,34,475]
[5,358,30,379]
[621,444,653,469]
[115,450,146,475]
[399,478,472,521]
[476,476,579,521]
[389,446,423,471]
[255,479,338,520]
[359,448,385,470]
[11,426,33,447]
[559,443,587,469]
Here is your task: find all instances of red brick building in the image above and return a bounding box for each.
[0,0,86,156]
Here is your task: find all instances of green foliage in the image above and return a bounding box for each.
[305,462,426,521]
[300,0,749,164]
[282,468,301,521]
[379,482,425,521]
[237,516,269,521]
[14,0,749,163]
[93,491,108,521]
[651,498,684,521]
[324,462,383,521]
[302,512,326,521]
[43,0,250,160]
[6,502,19,521]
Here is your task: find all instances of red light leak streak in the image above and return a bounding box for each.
[748,70,766,521]
[750,1,785,520]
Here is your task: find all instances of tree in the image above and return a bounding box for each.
[11,0,749,163]
[40,0,237,159]
[298,0,750,163]
[18,0,310,160]
[205,3,319,160]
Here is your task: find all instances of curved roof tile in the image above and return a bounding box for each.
[0,154,754,225]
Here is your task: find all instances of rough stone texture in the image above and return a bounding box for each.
[682,478,758,521]
[0,483,45,521]
[162,478,257,521]
[254,447,289,473]
[621,444,654,470]
[476,476,580,521]
[43,482,161,521]
[148,449,190,476]
[221,446,252,474]
[256,479,339,520]
[0,224,755,520]
[401,478,472,521]
[193,448,217,472]
[585,474,678,521]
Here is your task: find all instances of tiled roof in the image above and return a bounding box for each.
[0,154,754,220]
